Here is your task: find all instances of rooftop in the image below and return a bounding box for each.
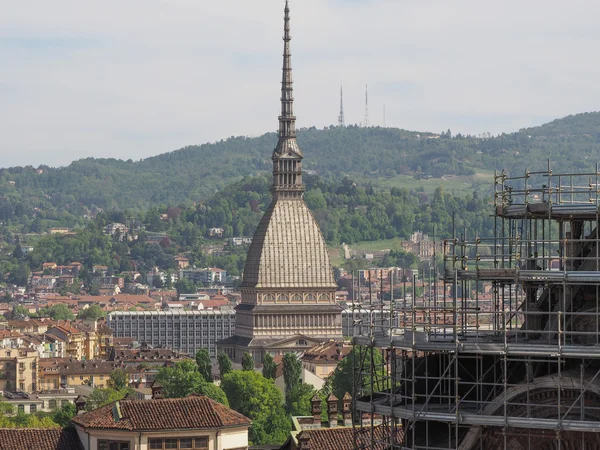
[0,428,83,450]
[72,395,251,431]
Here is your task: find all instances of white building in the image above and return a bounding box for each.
[108,310,235,357]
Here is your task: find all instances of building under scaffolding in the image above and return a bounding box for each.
[352,165,600,449]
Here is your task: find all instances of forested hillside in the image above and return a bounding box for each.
[0,175,493,287]
[0,112,599,234]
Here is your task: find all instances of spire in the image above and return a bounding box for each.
[338,83,345,127]
[273,0,303,196]
[275,0,300,155]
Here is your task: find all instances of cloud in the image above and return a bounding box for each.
[0,0,599,166]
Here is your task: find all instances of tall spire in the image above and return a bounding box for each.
[338,83,346,127]
[275,0,300,154]
[273,0,303,196]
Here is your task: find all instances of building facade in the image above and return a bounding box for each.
[219,1,342,363]
[107,310,235,357]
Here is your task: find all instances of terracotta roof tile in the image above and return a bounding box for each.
[72,395,251,431]
[297,425,402,450]
[0,428,83,450]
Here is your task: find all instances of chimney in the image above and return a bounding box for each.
[297,431,311,450]
[327,393,338,428]
[310,395,321,425]
[342,392,352,426]
[74,395,86,414]
[151,381,163,399]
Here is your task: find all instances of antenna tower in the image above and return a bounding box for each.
[363,84,369,127]
[383,104,386,128]
[338,84,346,127]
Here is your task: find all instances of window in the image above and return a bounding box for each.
[30,404,37,413]
[165,439,178,449]
[179,438,193,449]
[98,441,130,450]
[17,404,24,413]
[194,437,208,449]
[149,439,163,450]
[147,438,207,449]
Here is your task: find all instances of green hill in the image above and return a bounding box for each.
[1,112,600,227]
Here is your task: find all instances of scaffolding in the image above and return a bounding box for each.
[353,165,600,449]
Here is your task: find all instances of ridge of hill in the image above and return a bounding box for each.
[0,112,599,222]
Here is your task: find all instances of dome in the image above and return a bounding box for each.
[242,197,336,289]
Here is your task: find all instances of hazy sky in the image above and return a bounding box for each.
[1,0,599,168]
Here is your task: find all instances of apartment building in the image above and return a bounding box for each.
[107,310,235,357]
[0,346,39,393]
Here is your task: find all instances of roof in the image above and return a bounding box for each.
[241,197,336,289]
[301,340,351,365]
[0,428,83,450]
[297,425,402,450]
[72,395,251,431]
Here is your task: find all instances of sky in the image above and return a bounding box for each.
[1,0,599,168]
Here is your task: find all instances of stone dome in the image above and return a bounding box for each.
[242,197,336,289]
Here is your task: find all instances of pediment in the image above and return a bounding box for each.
[269,334,322,348]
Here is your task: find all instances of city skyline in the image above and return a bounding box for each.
[1,0,599,167]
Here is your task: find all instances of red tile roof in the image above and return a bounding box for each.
[72,395,251,431]
[0,428,83,450]
[297,425,402,450]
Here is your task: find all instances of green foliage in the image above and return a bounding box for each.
[221,371,290,445]
[38,303,75,320]
[11,305,31,318]
[330,346,384,401]
[262,353,277,380]
[241,352,254,371]
[217,352,233,378]
[0,401,15,415]
[0,411,59,428]
[195,349,213,382]
[154,360,205,398]
[107,369,129,391]
[153,359,227,405]
[52,402,76,428]
[85,388,128,411]
[77,304,106,321]
[282,353,301,393]
[286,383,316,417]
[196,382,229,407]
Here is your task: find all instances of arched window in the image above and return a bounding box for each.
[292,293,302,302]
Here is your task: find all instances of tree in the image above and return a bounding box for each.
[330,346,384,401]
[175,279,196,296]
[154,360,205,398]
[153,360,227,405]
[107,369,129,391]
[53,402,76,427]
[241,352,254,371]
[39,304,74,320]
[85,388,127,411]
[286,383,316,416]
[8,263,30,287]
[282,353,301,394]
[196,382,229,407]
[217,352,232,378]
[282,353,303,413]
[195,348,213,382]
[262,353,277,380]
[221,371,290,445]
[77,304,106,321]
[0,401,14,415]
